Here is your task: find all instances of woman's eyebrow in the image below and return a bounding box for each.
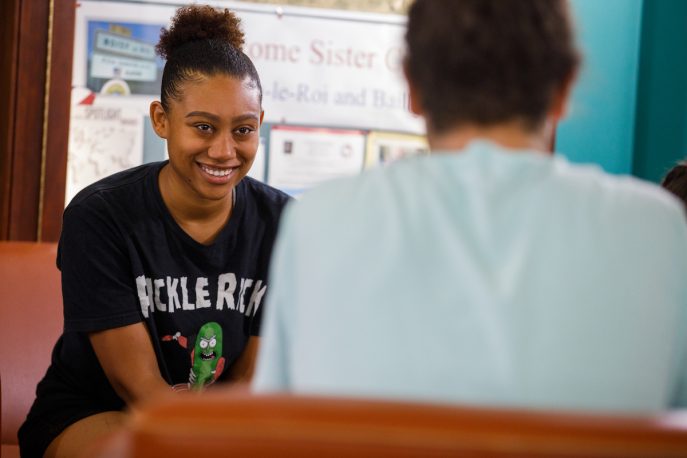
[232,113,260,123]
[184,112,260,123]
[185,111,221,121]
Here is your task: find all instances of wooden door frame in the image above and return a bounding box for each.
[0,0,75,241]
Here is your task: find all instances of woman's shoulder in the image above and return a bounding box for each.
[66,162,164,211]
[239,177,291,210]
[235,177,292,232]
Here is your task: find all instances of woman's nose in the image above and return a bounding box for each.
[207,133,236,160]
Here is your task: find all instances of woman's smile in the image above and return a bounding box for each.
[197,162,238,184]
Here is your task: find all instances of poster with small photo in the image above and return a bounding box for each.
[86,20,165,95]
[364,131,429,169]
[246,137,267,183]
[267,125,366,196]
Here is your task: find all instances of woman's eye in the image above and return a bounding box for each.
[195,124,213,133]
[235,126,255,135]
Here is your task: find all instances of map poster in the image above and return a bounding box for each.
[65,105,144,205]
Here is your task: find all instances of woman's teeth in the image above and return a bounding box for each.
[200,165,232,177]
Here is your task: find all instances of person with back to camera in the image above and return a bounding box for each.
[18,5,290,457]
[253,0,687,413]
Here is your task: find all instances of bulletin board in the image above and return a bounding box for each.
[66,1,426,203]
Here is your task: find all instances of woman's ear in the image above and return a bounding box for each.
[403,58,423,116]
[149,101,169,139]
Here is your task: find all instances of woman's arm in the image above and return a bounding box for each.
[227,336,260,383]
[90,322,171,405]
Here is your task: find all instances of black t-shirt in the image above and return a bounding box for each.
[42,161,289,408]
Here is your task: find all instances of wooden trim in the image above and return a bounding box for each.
[0,0,20,240]
[6,0,49,240]
[38,0,56,241]
[41,0,75,241]
[106,390,687,458]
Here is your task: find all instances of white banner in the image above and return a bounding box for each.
[73,1,423,133]
[241,10,420,133]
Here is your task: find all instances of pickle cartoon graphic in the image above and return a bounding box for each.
[162,322,226,391]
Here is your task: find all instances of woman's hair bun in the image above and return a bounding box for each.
[157,5,245,59]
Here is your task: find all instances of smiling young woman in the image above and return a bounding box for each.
[18,6,290,458]
[152,74,265,243]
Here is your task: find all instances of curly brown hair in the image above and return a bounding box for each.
[157,4,261,110]
[405,0,580,133]
[157,5,244,58]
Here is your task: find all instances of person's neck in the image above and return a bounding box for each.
[427,119,553,154]
[159,165,231,221]
[158,164,233,245]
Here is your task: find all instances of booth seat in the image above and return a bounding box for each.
[4,242,687,458]
[0,242,62,458]
[88,389,687,458]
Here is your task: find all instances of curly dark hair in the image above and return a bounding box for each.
[661,162,687,207]
[157,4,261,110]
[405,0,580,133]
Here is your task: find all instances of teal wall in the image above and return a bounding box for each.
[555,0,643,175]
[556,0,687,183]
[632,0,687,183]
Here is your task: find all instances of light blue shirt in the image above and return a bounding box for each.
[254,140,687,413]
